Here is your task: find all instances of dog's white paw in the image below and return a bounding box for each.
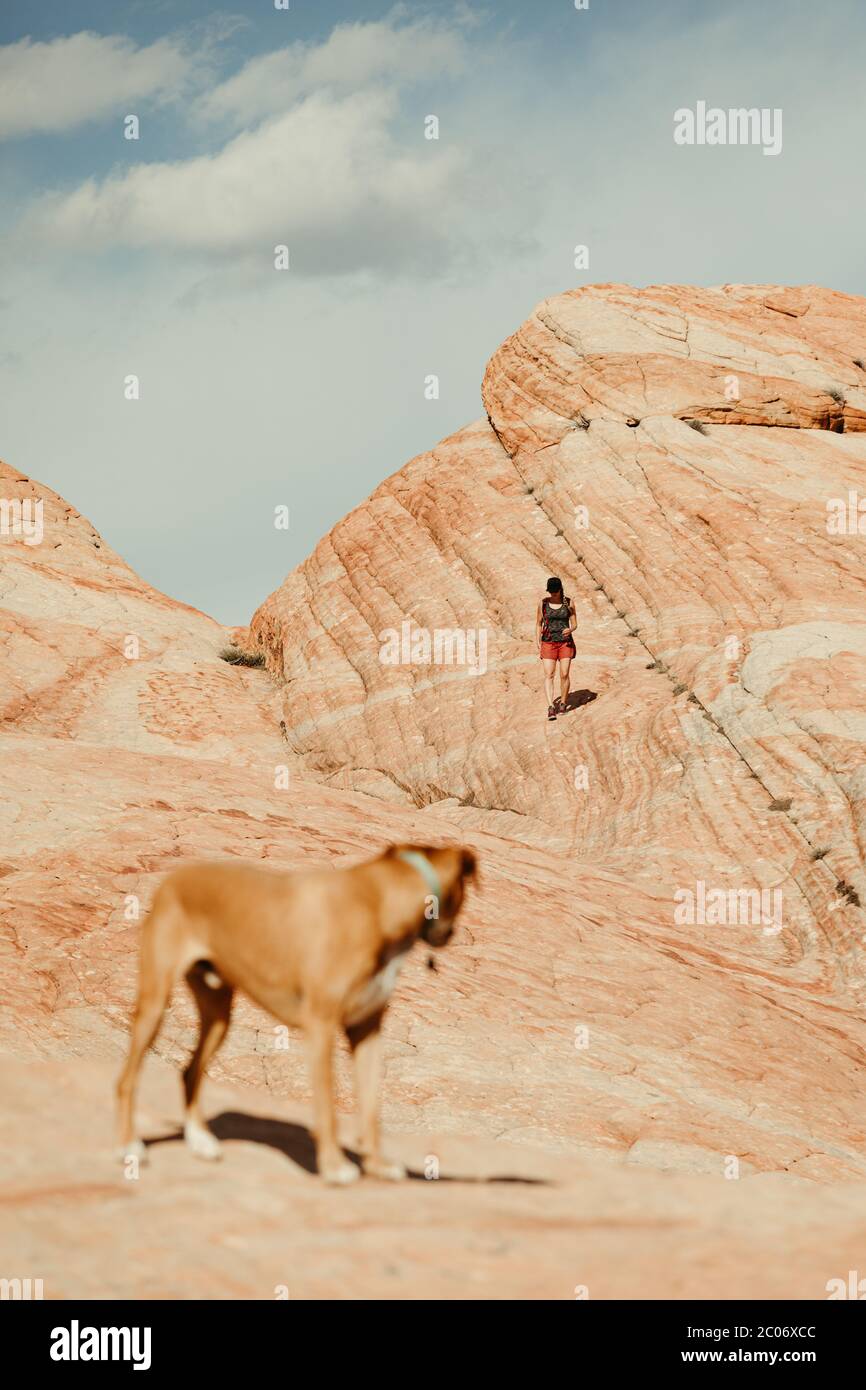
[116,1139,147,1165]
[184,1120,222,1161]
[363,1157,407,1182]
[321,1157,361,1187]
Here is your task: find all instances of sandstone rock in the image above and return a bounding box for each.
[252,284,866,982]
[5,1054,866,1301]
[3,284,866,1299]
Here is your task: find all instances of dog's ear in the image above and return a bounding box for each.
[460,848,478,882]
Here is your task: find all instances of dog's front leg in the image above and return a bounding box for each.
[305,1015,360,1186]
[346,1011,407,1182]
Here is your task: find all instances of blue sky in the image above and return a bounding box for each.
[2,1,864,621]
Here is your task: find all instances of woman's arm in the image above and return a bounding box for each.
[563,598,576,637]
[535,601,543,646]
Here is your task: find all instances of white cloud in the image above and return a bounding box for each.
[0,31,191,139]
[200,15,468,129]
[21,88,472,272]
[13,11,483,271]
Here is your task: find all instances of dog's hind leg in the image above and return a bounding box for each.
[346,1011,406,1182]
[182,965,233,1161]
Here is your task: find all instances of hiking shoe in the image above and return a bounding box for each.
[547,704,557,721]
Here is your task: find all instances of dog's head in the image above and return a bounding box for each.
[420,845,477,947]
[386,843,478,947]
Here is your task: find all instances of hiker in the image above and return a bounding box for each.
[537,576,576,721]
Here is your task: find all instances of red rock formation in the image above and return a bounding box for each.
[252,283,866,980]
[3,285,866,1299]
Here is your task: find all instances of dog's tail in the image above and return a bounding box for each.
[123,883,188,1055]
[116,883,190,1143]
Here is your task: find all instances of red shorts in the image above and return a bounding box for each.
[540,640,575,660]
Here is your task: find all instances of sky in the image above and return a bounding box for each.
[1,0,865,623]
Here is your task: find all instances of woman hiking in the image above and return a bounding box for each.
[536,576,576,721]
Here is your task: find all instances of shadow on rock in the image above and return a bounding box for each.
[147,1110,551,1185]
[561,688,597,714]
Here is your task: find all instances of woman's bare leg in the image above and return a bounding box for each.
[542,657,557,708]
[558,655,572,711]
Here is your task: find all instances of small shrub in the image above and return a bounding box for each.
[672,683,687,695]
[220,646,266,668]
[768,797,792,812]
[835,879,861,906]
[827,387,845,404]
[686,418,709,435]
[811,847,830,860]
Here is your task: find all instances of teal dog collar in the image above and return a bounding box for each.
[396,849,443,906]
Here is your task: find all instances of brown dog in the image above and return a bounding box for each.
[116,843,476,1184]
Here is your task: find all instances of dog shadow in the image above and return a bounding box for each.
[560,688,597,714]
[147,1111,550,1186]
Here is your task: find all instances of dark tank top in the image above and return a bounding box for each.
[541,597,573,643]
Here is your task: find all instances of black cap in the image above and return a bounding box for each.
[546,577,563,594]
